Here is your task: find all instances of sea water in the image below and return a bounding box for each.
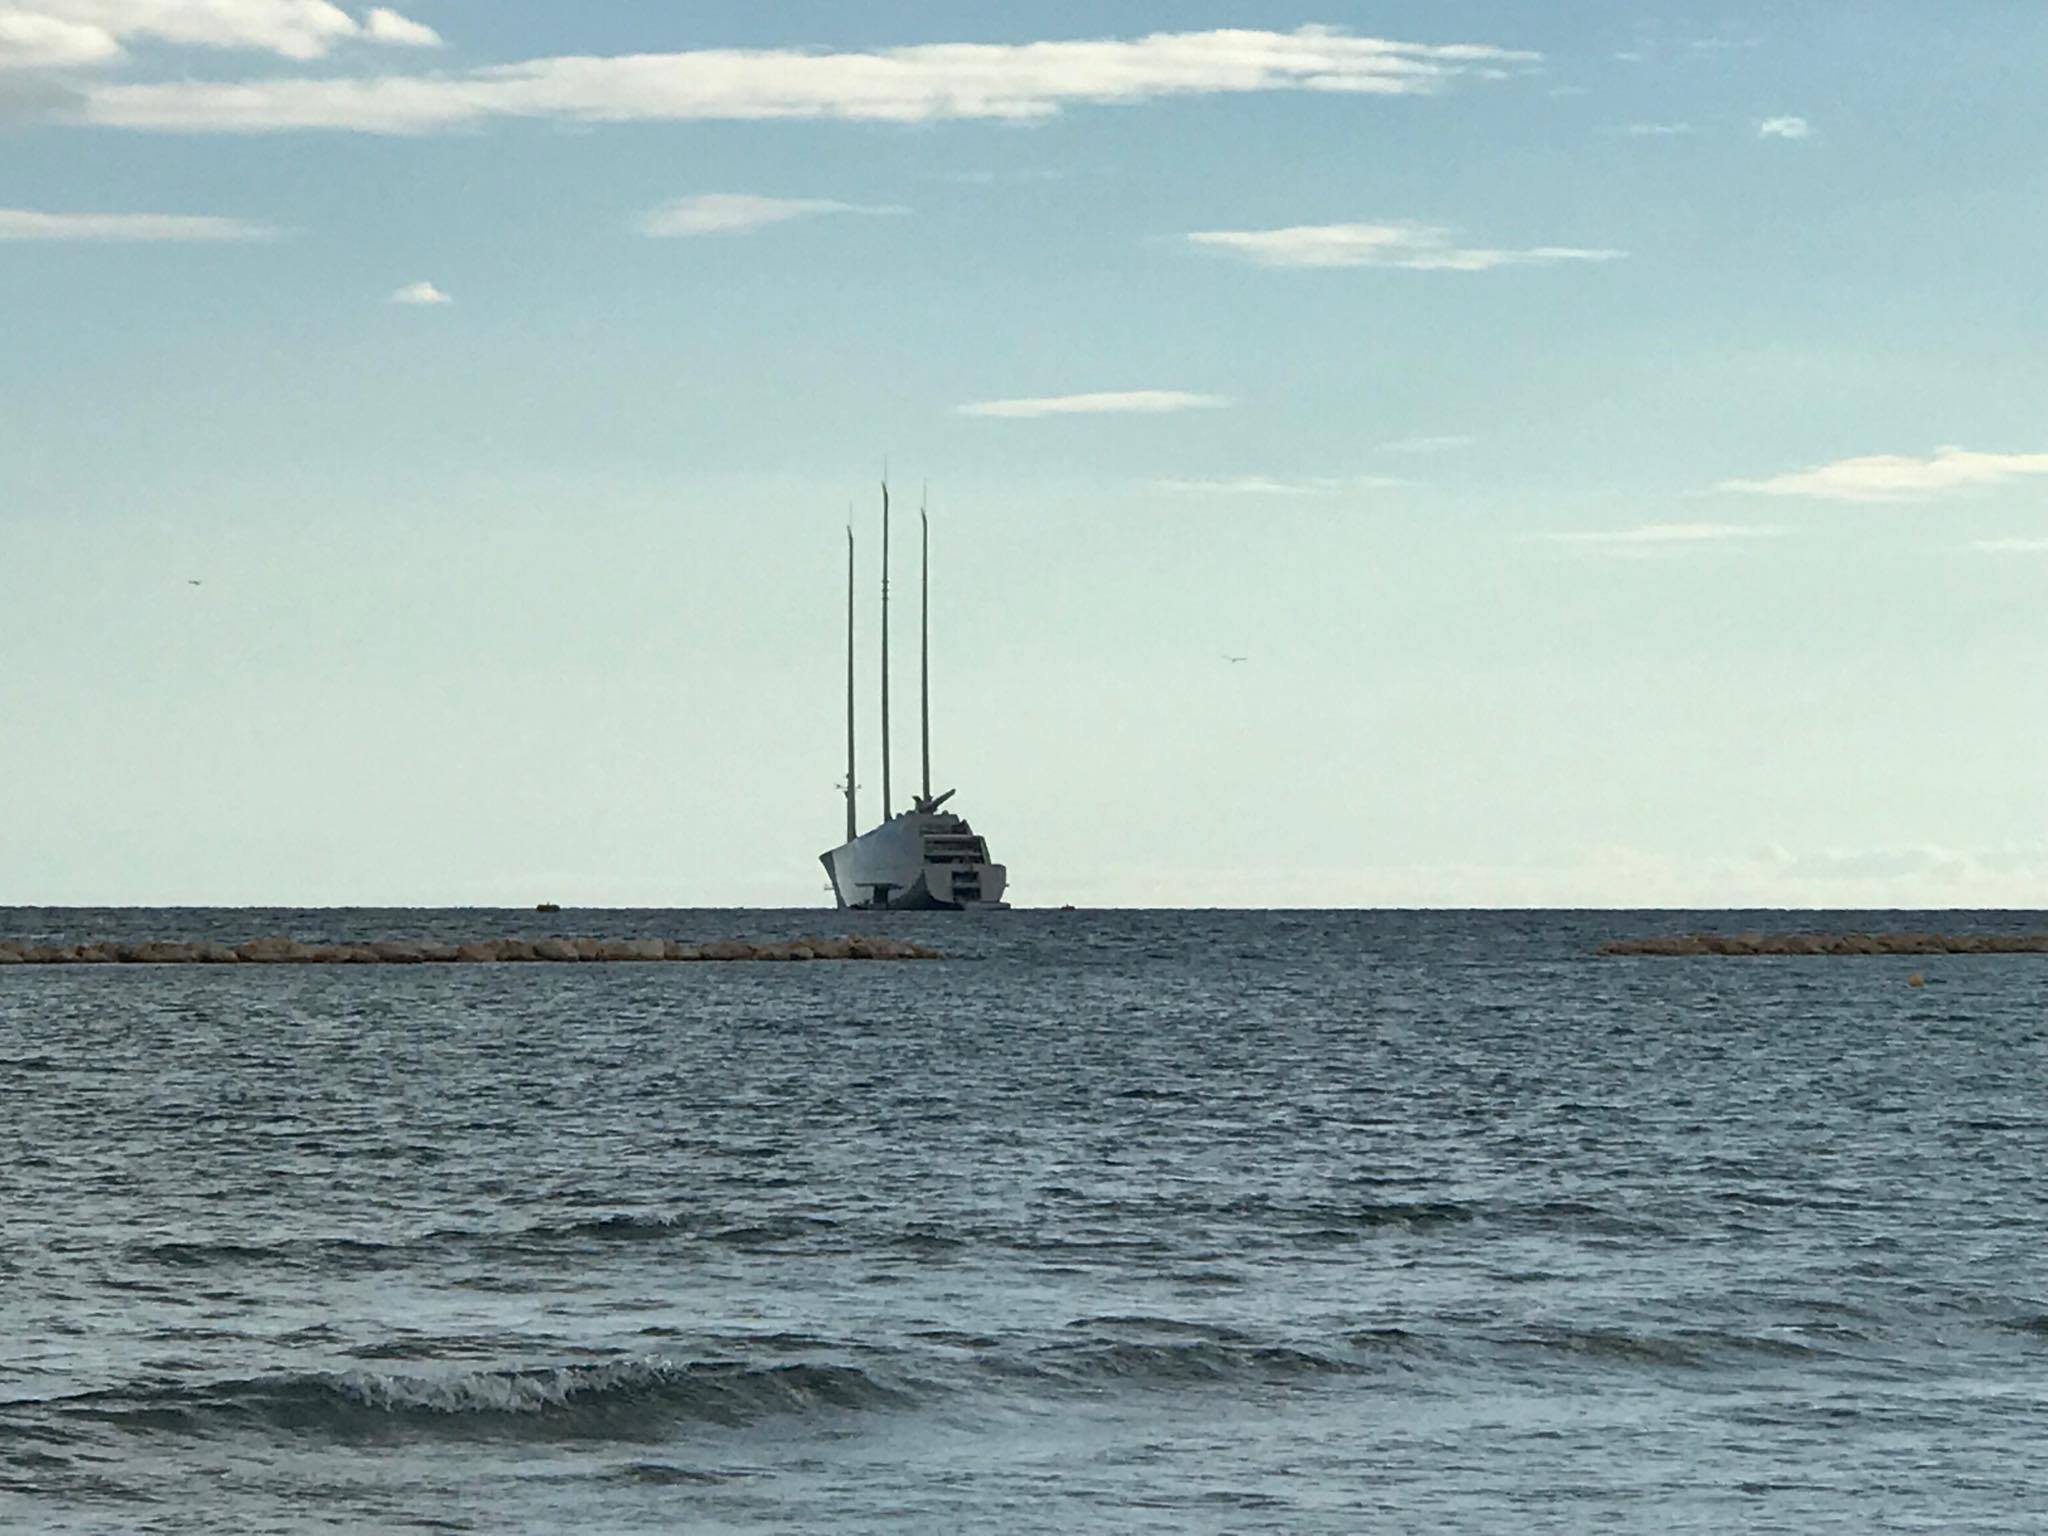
[4,908,2047,1533]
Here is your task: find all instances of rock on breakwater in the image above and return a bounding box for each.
[0,935,941,966]
[1601,932,2048,957]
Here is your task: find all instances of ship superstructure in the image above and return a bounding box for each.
[820,483,1008,911]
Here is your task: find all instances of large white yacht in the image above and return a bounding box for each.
[819,483,1009,911]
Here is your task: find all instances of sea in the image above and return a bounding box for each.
[4,907,2047,1534]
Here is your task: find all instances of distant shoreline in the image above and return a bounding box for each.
[1603,931,2048,956]
[0,935,940,966]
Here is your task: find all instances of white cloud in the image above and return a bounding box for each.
[1378,434,1474,455]
[361,7,437,47]
[1187,221,1624,271]
[1626,121,1692,136]
[1722,447,2048,503]
[389,278,449,304]
[76,25,1536,133]
[0,206,275,240]
[640,193,906,237]
[1758,115,1810,140]
[1148,474,1402,495]
[0,9,121,67]
[1971,537,2048,553]
[2,2,441,62]
[958,390,1228,419]
[1546,522,1783,545]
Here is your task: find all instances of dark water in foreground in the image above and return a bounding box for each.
[5,908,2048,1534]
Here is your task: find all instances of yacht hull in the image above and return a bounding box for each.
[821,806,1008,911]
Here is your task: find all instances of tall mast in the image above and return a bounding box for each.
[844,522,857,843]
[879,476,893,817]
[920,488,932,806]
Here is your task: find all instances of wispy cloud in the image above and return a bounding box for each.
[1758,115,1811,140]
[1378,434,1474,455]
[75,26,1536,134]
[1970,537,2048,553]
[361,8,440,48]
[0,207,276,241]
[1545,522,1784,546]
[389,279,450,304]
[1626,121,1692,136]
[1722,447,2048,503]
[1096,840,2048,909]
[1149,474,1402,496]
[932,168,1070,186]
[2,1,440,63]
[639,194,906,237]
[1754,841,2048,889]
[958,390,1228,420]
[1187,221,1623,271]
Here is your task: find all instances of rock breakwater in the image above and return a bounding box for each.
[0,935,941,966]
[1601,932,2048,957]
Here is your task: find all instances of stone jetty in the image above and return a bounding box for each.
[1601,932,2048,957]
[0,935,941,966]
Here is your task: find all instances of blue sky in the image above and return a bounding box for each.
[3,1,2045,907]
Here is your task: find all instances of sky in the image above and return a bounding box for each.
[2,1,2045,908]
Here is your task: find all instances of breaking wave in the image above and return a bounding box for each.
[34,1359,912,1442]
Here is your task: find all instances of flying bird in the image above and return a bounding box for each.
[1222,654,1248,663]
[187,579,203,587]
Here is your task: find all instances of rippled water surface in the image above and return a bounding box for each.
[5,907,2048,1533]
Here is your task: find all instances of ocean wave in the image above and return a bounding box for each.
[32,1359,912,1442]
[459,1210,849,1254]
[907,1329,1002,1350]
[124,1201,1546,1278]
[1155,1193,1478,1230]
[1027,1335,1370,1388]
[1506,1198,1677,1236]
[1066,1314,1253,1341]
[1290,1199,1476,1239]
[1505,1324,1827,1369]
[600,1460,741,1486]
[1508,1326,1708,1368]
[1340,1326,1436,1357]
[528,1213,696,1243]
[120,1210,857,1275]
[126,1237,406,1274]
[1022,1192,1484,1246]
[1015,1188,1701,1248]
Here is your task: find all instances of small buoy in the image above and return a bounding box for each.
[1907,972,1925,988]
